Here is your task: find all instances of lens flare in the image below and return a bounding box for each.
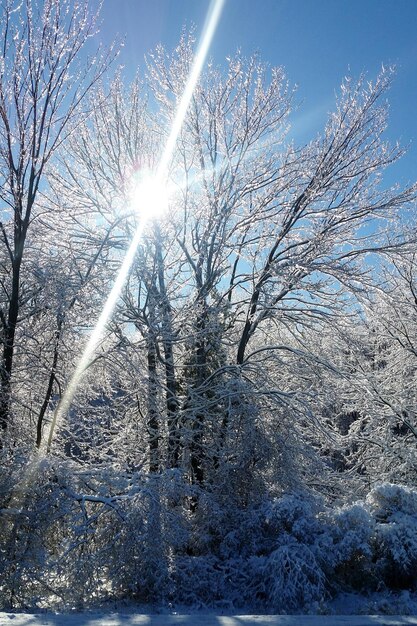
[45,0,226,452]
[132,172,170,220]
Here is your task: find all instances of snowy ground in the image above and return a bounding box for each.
[1,615,417,625]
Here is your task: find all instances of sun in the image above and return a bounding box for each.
[132,172,169,221]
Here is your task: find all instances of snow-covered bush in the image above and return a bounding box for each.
[322,502,375,590]
[0,459,189,610]
[264,542,327,611]
[170,555,225,607]
[4,454,417,613]
[264,493,315,533]
[367,484,417,589]
[232,494,328,610]
[263,493,323,544]
[319,484,417,593]
[218,504,269,561]
[367,483,417,520]
[0,455,65,610]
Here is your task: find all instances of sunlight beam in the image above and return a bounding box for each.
[46,221,146,452]
[157,0,226,177]
[45,0,225,453]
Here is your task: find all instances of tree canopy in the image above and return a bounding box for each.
[0,5,417,612]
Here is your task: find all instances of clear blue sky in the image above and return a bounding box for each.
[95,0,417,187]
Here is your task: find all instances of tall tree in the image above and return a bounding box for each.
[53,35,416,502]
[0,0,115,442]
[146,39,416,495]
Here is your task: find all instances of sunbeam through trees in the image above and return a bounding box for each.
[1,0,417,615]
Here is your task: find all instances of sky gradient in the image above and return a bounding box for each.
[95,0,417,187]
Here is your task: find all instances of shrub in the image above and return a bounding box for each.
[322,502,375,590]
[367,484,417,589]
[264,542,327,611]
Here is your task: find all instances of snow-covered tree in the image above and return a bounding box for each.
[54,33,417,503]
[2,23,417,612]
[0,0,115,446]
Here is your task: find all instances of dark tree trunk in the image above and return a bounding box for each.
[154,227,180,468]
[36,319,63,448]
[189,302,208,489]
[0,249,23,435]
[147,327,159,473]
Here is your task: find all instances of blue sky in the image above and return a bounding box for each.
[95,0,417,187]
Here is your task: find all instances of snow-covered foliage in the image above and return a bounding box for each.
[0,2,417,615]
[367,484,417,589]
[3,464,417,612]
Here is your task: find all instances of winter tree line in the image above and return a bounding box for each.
[1,0,417,613]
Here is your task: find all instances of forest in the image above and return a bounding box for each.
[1,0,417,614]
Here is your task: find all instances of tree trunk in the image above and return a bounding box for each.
[189,301,208,489]
[147,323,159,473]
[0,250,23,434]
[154,226,180,468]
[36,318,63,448]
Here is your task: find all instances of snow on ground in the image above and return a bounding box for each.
[1,615,417,625]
